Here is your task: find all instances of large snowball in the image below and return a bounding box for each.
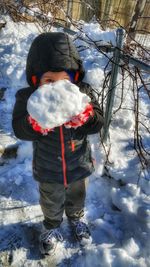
[27,80,90,129]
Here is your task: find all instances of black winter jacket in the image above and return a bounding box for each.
[12,32,104,185]
[12,83,104,185]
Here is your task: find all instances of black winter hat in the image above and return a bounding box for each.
[26,32,85,87]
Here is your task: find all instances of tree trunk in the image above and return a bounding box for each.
[66,0,73,28]
[127,0,147,43]
[102,0,112,29]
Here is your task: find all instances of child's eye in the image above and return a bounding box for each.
[46,79,53,83]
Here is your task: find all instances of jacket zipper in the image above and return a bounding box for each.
[60,126,68,188]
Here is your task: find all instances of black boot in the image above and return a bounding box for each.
[69,219,92,245]
[39,227,63,255]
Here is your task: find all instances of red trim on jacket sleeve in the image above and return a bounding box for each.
[27,115,52,135]
[64,103,94,129]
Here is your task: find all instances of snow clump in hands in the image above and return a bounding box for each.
[27,79,90,129]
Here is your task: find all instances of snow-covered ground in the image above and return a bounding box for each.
[0,17,150,267]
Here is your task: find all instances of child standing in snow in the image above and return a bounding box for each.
[12,32,104,254]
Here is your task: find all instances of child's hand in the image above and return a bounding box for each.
[28,116,53,135]
[64,103,94,129]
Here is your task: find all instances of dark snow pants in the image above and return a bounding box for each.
[39,179,86,229]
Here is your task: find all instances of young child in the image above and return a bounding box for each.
[12,32,104,254]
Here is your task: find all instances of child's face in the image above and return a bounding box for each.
[40,71,70,85]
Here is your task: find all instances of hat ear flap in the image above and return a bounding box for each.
[31,75,37,86]
[74,71,80,83]
[77,59,85,82]
[75,70,85,83]
[31,75,41,88]
[76,59,85,83]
